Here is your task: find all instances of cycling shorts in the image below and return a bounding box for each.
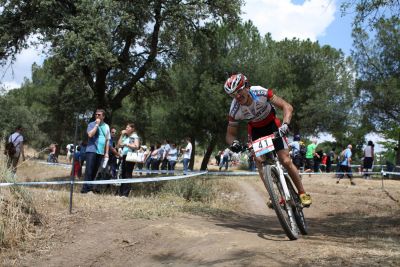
[248,118,288,152]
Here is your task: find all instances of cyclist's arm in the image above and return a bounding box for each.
[270,95,293,125]
[226,124,238,145]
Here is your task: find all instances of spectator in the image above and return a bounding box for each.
[304,139,318,173]
[108,127,120,178]
[181,137,192,174]
[215,150,222,166]
[150,142,162,171]
[167,143,178,171]
[326,148,335,173]
[160,139,170,170]
[321,153,327,172]
[66,143,74,164]
[248,152,256,171]
[219,147,232,171]
[336,144,355,185]
[289,134,302,170]
[79,140,87,178]
[47,143,58,163]
[72,146,81,179]
[117,122,140,197]
[6,125,25,174]
[314,149,323,173]
[145,145,155,170]
[81,109,110,194]
[363,140,375,179]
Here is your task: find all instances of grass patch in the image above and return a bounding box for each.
[0,152,42,249]
[122,177,242,219]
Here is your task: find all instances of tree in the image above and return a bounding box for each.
[260,38,357,139]
[0,0,242,117]
[348,0,400,164]
[0,59,93,149]
[156,21,264,170]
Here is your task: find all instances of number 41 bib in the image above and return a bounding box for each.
[252,134,275,157]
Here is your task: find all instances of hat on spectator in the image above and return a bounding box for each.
[294,134,301,141]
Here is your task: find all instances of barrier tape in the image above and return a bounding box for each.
[381,171,400,176]
[0,171,208,187]
[37,161,73,169]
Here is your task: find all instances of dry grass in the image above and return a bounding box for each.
[0,153,42,250]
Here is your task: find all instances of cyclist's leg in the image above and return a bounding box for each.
[277,149,305,194]
[254,154,265,179]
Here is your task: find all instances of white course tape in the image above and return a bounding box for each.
[207,171,258,176]
[37,161,73,169]
[2,169,399,188]
[0,171,208,187]
[381,171,400,176]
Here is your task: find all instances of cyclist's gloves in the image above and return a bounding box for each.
[230,140,242,153]
[278,123,290,137]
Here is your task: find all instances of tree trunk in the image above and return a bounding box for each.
[189,136,195,171]
[200,138,217,171]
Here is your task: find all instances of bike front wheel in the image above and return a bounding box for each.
[285,174,308,235]
[263,165,299,240]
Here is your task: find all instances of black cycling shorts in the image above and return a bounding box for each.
[250,121,288,152]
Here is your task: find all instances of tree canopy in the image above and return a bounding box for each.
[0,0,242,114]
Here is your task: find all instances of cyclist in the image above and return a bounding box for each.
[224,73,312,207]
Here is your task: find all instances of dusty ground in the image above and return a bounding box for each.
[1,159,400,266]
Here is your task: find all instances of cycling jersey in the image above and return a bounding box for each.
[228,85,287,150]
[228,86,276,127]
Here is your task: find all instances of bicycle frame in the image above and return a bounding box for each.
[273,157,292,203]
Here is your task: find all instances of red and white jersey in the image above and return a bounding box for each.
[228,86,276,127]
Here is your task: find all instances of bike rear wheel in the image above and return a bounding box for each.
[263,165,299,240]
[285,174,308,235]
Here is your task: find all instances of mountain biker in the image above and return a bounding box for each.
[224,73,312,207]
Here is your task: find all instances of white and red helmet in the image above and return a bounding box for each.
[224,73,248,95]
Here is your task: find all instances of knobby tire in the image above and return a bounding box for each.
[264,165,299,240]
[285,175,308,235]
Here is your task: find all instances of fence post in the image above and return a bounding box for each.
[69,114,79,214]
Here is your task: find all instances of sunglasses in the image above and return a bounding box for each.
[95,113,102,116]
[111,131,116,134]
[229,87,245,98]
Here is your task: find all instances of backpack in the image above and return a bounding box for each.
[3,134,20,157]
[337,149,346,162]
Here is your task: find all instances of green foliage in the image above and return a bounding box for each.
[351,9,400,163]
[0,0,242,113]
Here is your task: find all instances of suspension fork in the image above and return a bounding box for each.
[275,160,292,201]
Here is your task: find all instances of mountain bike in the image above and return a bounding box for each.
[250,132,308,240]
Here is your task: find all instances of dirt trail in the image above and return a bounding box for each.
[10,176,400,266]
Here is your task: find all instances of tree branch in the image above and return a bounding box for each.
[82,66,95,90]
[110,0,163,109]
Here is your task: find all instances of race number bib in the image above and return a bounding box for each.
[252,134,275,157]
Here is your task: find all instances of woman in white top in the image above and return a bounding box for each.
[167,143,178,171]
[181,137,192,174]
[117,122,140,197]
[363,140,374,179]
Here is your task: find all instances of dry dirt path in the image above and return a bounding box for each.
[11,176,400,266]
